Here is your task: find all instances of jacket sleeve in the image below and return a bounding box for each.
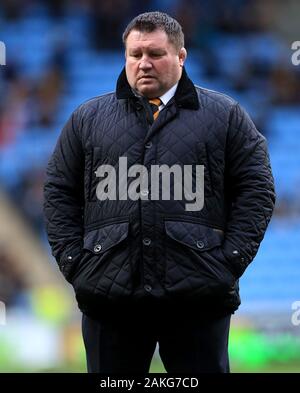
[43,108,85,280]
[221,103,276,278]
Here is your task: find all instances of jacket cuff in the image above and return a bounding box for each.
[221,241,250,278]
[59,240,83,282]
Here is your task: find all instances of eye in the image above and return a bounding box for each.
[151,53,163,58]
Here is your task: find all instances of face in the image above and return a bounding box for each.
[125,29,187,98]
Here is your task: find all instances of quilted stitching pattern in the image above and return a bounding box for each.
[165,221,222,251]
[164,220,230,292]
[83,222,129,253]
[43,72,275,314]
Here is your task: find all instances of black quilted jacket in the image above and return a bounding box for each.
[43,67,275,317]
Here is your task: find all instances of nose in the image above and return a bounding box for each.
[139,56,152,71]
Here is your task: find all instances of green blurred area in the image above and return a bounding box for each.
[1,324,300,373]
[149,358,300,373]
[151,326,300,373]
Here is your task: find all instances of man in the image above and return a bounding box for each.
[44,12,275,373]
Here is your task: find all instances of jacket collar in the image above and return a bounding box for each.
[116,66,199,110]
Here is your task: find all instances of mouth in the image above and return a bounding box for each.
[138,75,155,80]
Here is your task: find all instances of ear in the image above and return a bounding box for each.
[179,47,187,67]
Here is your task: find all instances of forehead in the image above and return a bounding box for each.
[126,29,173,50]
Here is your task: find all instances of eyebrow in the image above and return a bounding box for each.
[128,47,166,53]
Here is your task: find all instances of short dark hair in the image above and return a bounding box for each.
[122,11,184,51]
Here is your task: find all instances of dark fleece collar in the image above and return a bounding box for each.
[116,66,200,110]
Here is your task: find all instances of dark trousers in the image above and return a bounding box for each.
[81,305,231,373]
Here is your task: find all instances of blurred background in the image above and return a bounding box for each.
[0,0,300,372]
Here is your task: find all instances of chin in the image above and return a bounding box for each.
[138,88,157,98]
[137,82,159,96]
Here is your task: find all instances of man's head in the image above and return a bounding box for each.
[123,12,187,99]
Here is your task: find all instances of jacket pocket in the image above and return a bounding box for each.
[59,240,84,283]
[165,220,222,252]
[164,220,234,296]
[73,220,131,298]
[83,221,129,255]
